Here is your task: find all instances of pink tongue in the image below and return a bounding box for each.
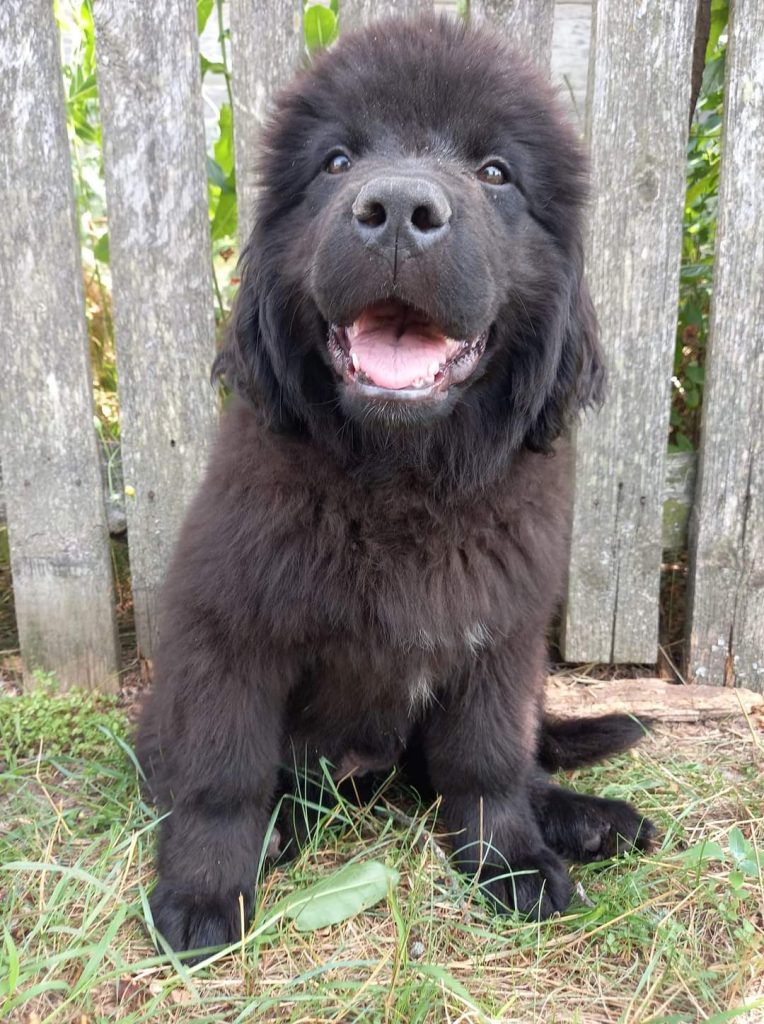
[348,321,448,390]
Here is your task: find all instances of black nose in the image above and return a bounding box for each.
[352,176,451,256]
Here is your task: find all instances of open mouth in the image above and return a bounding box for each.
[328,300,487,401]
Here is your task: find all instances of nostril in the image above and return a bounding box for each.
[356,201,386,228]
[411,205,439,232]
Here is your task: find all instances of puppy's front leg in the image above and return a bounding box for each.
[422,646,571,918]
[138,653,289,957]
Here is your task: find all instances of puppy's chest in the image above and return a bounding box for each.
[300,485,521,651]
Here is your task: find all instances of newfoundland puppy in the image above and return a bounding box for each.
[137,15,654,955]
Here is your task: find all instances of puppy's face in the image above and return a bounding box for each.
[227,18,602,448]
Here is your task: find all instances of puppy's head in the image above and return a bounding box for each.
[217,16,603,453]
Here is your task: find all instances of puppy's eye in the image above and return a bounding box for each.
[476,162,510,186]
[325,152,351,174]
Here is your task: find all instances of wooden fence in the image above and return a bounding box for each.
[0,0,761,693]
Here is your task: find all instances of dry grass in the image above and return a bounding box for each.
[1,692,763,1024]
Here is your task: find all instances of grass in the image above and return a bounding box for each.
[1,692,763,1024]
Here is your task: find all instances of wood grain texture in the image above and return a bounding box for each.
[95,0,217,657]
[342,0,430,34]
[550,2,591,126]
[562,0,697,664]
[546,677,763,723]
[0,0,118,690]
[686,0,764,691]
[230,0,304,246]
[471,0,555,71]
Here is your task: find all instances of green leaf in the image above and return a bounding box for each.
[200,55,227,78]
[676,840,725,866]
[304,4,338,52]
[704,1002,764,1024]
[702,53,726,96]
[67,72,98,103]
[674,432,694,452]
[207,156,233,193]
[197,0,214,34]
[680,263,712,281]
[706,1,729,62]
[277,860,398,932]
[728,827,750,864]
[93,232,109,264]
[210,190,237,241]
[739,856,761,878]
[214,104,235,177]
[685,363,705,385]
[684,387,700,409]
[1,930,19,997]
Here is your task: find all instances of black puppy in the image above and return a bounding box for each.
[137,16,653,955]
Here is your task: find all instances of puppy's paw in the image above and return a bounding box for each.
[538,787,656,863]
[482,846,572,919]
[149,880,251,960]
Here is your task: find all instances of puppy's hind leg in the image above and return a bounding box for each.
[531,776,656,863]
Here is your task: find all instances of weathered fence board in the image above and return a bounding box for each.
[686,0,764,691]
[342,0,429,33]
[471,0,555,71]
[1,0,762,692]
[0,0,118,690]
[550,2,591,126]
[95,0,218,658]
[230,0,305,246]
[562,0,697,665]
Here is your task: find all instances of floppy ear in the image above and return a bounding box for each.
[211,244,299,431]
[524,264,605,453]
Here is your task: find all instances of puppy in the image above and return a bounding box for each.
[137,16,653,955]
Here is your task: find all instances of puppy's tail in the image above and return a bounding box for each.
[538,714,650,772]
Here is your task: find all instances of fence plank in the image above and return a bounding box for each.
[562,0,697,664]
[95,0,217,658]
[686,0,764,691]
[471,0,555,71]
[342,0,429,34]
[230,0,304,246]
[0,0,118,690]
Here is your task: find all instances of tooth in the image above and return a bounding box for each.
[351,351,360,371]
[429,362,440,376]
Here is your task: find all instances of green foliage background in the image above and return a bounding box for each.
[671,0,728,452]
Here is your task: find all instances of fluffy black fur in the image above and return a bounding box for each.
[137,16,654,956]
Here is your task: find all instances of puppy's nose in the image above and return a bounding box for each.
[352,176,451,256]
